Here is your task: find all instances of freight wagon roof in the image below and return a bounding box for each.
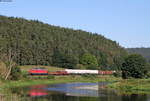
[65,69,98,71]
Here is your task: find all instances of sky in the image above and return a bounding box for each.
[0,0,150,48]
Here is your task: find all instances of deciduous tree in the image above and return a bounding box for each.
[122,54,148,79]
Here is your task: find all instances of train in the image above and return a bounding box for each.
[29,68,115,75]
[65,69,115,75]
[29,68,48,75]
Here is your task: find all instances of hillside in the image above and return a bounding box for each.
[0,15,127,70]
[127,48,150,62]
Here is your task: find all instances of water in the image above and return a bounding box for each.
[1,82,150,101]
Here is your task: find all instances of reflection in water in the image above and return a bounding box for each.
[1,82,150,101]
[29,85,48,97]
[46,83,99,97]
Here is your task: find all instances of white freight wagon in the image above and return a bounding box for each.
[65,69,98,74]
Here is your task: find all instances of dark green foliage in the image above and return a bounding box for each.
[52,48,65,67]
[145,72,150,78]
[52,48,78,69]
[86,65,99,70]
[113,56,124,70]
[63,55,78,69]
[122,70,130,79]
[10,66,22,80]
[0,15,127,69]
[147,63,150,71]
[127,48,150,63]
[113,71,122,77]
[22,71,28,79]
[122,54,148,79]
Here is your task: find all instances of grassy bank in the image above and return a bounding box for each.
[108,78,150,94]
[2,65,150,95]
[19,65,64,72]
[0,75,120,90]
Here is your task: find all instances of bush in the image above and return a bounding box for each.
[113,71,122,77]
[22,71,28,79]
[122,54,148,79]
[146,72,150,78]
[10,66,22,80]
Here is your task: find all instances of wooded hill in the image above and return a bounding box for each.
[127,48,150,62]
[0,15,127,70]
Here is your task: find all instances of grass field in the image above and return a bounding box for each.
[19,65,65,72]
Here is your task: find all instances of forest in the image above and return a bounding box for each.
[127,48,150,63]
[0,15,127,70]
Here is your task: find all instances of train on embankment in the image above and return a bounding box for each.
[29,68,115,75]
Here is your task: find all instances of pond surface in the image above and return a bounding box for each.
[1,82,150,101]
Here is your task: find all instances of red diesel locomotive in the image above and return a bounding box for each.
[29,68,48,75]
